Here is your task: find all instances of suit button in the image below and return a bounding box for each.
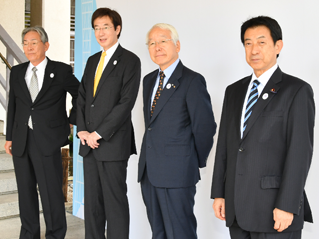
[87,122,90,125]
[91,105,94,107]
[239,148,244,152]
[31,108,34,110]
[148,128,152,131]
[148,146,151,148]
[25,123,27,125]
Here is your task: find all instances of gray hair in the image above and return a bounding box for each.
[22,26,49,43]
[146,23,179,45]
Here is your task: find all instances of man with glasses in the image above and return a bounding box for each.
[138,23,216,238]
[211,16,314,239]
[77,7,141,238]
[5,26,79,238]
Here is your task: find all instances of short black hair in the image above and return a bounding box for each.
[241,16,282,45]
[91,8,122,39]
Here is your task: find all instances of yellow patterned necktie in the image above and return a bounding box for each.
[93,51,106,96]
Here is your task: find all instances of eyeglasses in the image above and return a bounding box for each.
[94,26,113,32]
[147,39,173,48]
[22,41,41,47]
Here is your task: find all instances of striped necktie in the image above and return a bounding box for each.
[243,79,260,132]
[93,51,106,96]
[28,67,39,129]
[150,71,165,117]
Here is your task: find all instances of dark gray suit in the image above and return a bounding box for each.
[139,61,216,238]
[211,67,314,235]
[7,58,79,238]
[77,44,141,238]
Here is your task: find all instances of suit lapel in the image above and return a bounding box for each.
[93,45,123,100]
[34,58,55,104]
[18,62,32,102]
[144,71,158,124]
[87,53,101,99]
[241,68,282,141]
[149,61,183,125]
[234,76,251,140]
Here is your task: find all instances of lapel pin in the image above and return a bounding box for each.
[166,83,172,89]
[270,88,277,93]
[262,93,268,100]
[50,73,54,78]
[113,60,117,65]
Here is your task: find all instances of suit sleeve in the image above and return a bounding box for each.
[275,83,315,215]
[95,56,141,141]
[186,74,216,168]
[63,64,80,125]
[6,68,16,141]
[211,88,228,198]
[76,60,90,132]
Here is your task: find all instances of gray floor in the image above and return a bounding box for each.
[0,212,85,239]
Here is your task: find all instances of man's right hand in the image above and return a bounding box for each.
[5,141,12,156]
[213,198,226,221]
[77,131,90,145]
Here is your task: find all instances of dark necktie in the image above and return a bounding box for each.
[243,79,260,132]
[150,71,165,117]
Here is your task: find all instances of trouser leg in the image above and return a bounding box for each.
[13,153,40,239]
[98,160,129,239]
[83,152,106,238]
[28,129,66,239]
[141,170,197,239]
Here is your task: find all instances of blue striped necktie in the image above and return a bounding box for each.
[243,79,260,132]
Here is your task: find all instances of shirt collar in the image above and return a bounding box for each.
[103,41,119,56]
[29,57,48,71]
[158,58,180,80]
[251,63,278,86]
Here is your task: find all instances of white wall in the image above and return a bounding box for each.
[95,0,319,238]
[42,0,73,113]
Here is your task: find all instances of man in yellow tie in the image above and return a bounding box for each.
[77,8,141,239]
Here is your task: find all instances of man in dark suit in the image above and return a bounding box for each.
[138,23,216,239]
[211,16,314,239]
[4,26,79,238]
[76,8,141,239]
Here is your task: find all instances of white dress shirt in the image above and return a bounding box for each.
[25,57,48,91]
[240,63,278,138]
[95,41,119,138]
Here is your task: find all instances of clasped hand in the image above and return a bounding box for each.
[78,131,101,149]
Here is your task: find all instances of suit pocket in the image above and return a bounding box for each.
[261,176,281,189]
[165,144,190,156]
[50,118,67,128]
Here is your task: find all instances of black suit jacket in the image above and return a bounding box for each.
[211,67,314,232]
[77,45,141,161]
[6,58,79,156]
[138,61,216,188]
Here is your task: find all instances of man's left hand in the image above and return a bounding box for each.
[87,132,101,149]
[273,208,294,232]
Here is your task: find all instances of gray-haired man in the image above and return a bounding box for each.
[5,26,79,238]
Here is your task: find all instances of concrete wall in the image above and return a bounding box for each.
[0,0,25,131]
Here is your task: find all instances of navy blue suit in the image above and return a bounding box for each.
[138,61,216,238]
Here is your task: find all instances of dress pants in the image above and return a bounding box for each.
[229,218,302,239]
[83,151,129,239]
[12,129,66,239]
[141,170,197,239]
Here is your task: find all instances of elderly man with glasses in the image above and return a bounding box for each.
[138,23,216,239]
[5,26,79,238]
